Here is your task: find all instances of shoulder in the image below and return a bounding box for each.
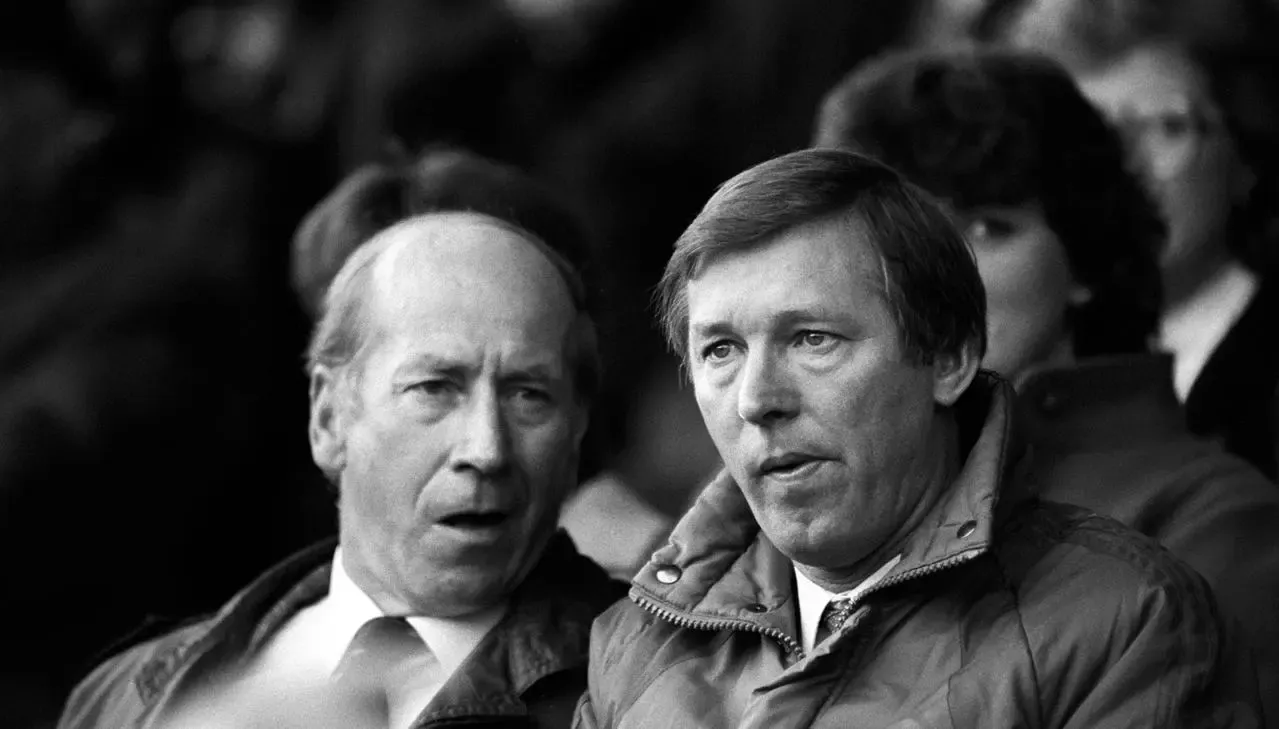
[991,500,1258,726]
[996,499,1219,626]
[57,618,214,729]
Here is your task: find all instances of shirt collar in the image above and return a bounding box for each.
[329,549,507,674]
[792,555,901,653]
[1160,259,1259,400]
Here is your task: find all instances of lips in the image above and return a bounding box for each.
[438,510,511,529]
[759,452,827,476]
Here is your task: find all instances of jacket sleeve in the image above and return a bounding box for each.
[57,641,157,729]
[1021,534,1264,729]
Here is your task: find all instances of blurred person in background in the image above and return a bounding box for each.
[967,0,1279,479]
[815,44,1279,719]
[57,157,625,728]
[576,148,1263,728]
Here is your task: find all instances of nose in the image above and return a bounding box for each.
[451,388,510,477]
[736,349,798,426]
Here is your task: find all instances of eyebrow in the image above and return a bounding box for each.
[690,306,855,337]
[394,354,562,382]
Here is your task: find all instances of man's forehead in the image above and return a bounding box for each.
[371,212,528,276]
[690,215,887,293]
[367,212,568,299]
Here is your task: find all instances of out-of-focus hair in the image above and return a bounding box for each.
[656,147,986,367]
[296,146,602,404]
[977,0,1279,273]
[815,46,1165,357]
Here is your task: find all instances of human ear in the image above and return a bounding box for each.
[931,338,981,407]
[309,366,349,475]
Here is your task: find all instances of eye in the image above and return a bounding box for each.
[508,386,555,422]
[966,215,1015,243]
[411,379,457,397]
[514,386,552,405]
[795,330,839,353]
[800,331,828,347]
[700,340,736,362]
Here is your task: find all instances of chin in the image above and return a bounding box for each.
[406,567,511,616]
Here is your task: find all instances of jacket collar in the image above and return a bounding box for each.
[135,532,622,726]
[629,373,1027,648]
[414,532,624,723]
[1014,354,1187,452]
[134,538,338,724]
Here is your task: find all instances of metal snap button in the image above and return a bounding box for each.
[957,520,977,539]
[654,565,682,584]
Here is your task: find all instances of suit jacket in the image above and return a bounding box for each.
[1185,276,1279,479]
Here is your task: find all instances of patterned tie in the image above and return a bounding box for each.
[814,597,856,647]
[331,617,440,727]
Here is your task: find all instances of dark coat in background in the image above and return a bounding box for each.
[1183,278,1279,480]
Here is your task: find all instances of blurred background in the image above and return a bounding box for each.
[3,0,1277,726]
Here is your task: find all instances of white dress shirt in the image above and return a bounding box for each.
[1160,260,1259,401]
[240,549,506,729]
[793,554,901,653]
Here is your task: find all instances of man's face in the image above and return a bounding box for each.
[957,205,1080,380]
[316,215,587,617]
[686,217,950,574]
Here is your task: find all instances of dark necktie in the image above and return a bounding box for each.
[814,597,856,647]
[331,617,440,727]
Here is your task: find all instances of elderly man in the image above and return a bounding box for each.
[59,163,623,729]
[813,45,1279,721]
[574,148,1261,728]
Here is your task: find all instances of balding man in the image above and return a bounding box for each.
[59,179,624,727]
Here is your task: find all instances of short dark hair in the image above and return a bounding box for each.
[976,0,1279,273]
[815,46,1165,358]
[296,146,602,403]
[656,148,986,366]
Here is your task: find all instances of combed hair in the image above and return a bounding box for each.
[815,46,1165,357]
[656,148,986,367]
[297,147,602,403]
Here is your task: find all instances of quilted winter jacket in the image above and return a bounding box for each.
[59,532,626,729]
[574,374,1263,728]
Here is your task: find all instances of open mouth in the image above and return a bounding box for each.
[438,511,510,529]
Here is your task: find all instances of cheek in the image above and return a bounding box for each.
[347,417,448,507]
[975,244,1074,336]
[693,376,735,437]
[513,419,580,494]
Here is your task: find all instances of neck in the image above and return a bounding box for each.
[336,506,419,616]
[796,411,962,594]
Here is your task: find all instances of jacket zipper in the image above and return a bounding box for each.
[632,594,804,655]
[631,546,985,657]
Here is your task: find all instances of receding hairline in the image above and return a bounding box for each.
[366,210,583,315]
[687,207,887,280]
[677,207,895,347]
